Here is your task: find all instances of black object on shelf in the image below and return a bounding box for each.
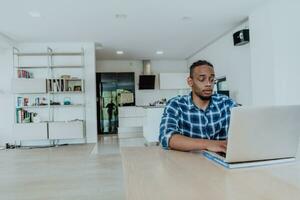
[217,90,230,97]
[139,75,155,90]
[233,29,250,46]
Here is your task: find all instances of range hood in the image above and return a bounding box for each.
[142,60,152,75]
[139,60,155,89]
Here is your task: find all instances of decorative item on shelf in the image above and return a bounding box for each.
[61,75,71,79]
[17,97,22,107]
[63,97,71,105]
[34,97,40,106]
[67,87,72,91]
[73,85,81,91]
[40,97,47,105]
[23,97,29,106]
[32,113,40,123]
[70,76,80,80]
[50,100,61,105]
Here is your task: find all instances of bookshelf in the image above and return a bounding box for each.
[12,47,86,142]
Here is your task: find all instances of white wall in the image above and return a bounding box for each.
[0,36,14,146]
[96,60,189,106]
[0,42,97,145]
[187,22,252,105]
[0,33,13,50]
[249,0,300,105]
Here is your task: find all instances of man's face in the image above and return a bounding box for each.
[187,65,215,100]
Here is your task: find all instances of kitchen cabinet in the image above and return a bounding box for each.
[143,107,164,143]
[12,122,48,140]
[48,121,84,139]
[159,73,189,89]
[118,106,145,138]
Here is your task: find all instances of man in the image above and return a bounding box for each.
[106,99,116,133]
[159,60,237,152]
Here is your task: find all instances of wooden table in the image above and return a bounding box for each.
[121,147,300,200]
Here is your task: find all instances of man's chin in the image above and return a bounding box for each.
[197,94,212,101]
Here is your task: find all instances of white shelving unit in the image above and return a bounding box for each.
[12,47,86,143]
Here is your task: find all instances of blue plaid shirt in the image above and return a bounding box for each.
[159,92,237,149]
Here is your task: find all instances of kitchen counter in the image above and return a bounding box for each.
[136,105,165,108]
[118,106,164,143]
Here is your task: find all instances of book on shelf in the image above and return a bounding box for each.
[17,69,33,78]
[17,97,29,107]
[16,108,32,123]
[47,78,83,93]
[47,79,63,92]
[16,96,47,107]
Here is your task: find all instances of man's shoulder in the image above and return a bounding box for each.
[166,94,190,107]
[212,93,230,101]
[212,93,236,106]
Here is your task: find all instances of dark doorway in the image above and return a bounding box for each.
[96,72,135,135]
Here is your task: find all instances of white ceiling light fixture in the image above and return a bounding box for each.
[116,50,124,55]
[182,16,192,21]
[28,11,41,18]
[95,42,103,50]
[156,51,164,55]
[115,14,127,19]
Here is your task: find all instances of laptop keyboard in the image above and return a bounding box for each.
[216,152,226,158]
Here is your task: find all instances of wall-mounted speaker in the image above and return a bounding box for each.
[233,29,250,46]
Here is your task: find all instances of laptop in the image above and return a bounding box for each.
[203,105,300,169]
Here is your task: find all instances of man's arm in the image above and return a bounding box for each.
[169,134,227,153]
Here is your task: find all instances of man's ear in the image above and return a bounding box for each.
[187,76,193,87]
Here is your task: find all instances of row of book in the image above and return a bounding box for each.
[17,70,33,78]
[16,108,35,123]
[47,79,66,92]
[47,79,82,92]
[17,97,29,107]
[16,96,47,107]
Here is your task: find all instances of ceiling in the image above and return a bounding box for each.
[0,0,267,60]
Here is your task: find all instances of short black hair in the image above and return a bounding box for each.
[190,60,213,77]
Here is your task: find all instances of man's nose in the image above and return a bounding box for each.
[205,81,214,86]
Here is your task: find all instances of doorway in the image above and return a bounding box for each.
[96,72,135,135]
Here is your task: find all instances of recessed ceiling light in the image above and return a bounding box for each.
[95,42,103,50]
[156,51,164,55]
[116,51,124,55]
[115,14,127,19]
[182,16,192,21]
[29,11,41,18]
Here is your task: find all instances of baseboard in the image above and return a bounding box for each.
[118,132,143,139]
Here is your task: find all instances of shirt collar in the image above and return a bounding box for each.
[188,92,216,111]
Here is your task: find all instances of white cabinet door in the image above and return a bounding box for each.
[48,121,84,139]
[118,106,145,117]
[119,117,144,127]
[159,73,189,89]
[143,108,164,143]
[118,106,145,138]
[118,107,145,127]
[13,123,48,140]
[12,78,46,93]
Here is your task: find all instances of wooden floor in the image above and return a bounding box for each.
[0,135,145,200]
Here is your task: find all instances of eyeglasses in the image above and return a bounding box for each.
[197,77,216,85]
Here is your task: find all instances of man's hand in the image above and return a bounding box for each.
[204,140,227,153]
